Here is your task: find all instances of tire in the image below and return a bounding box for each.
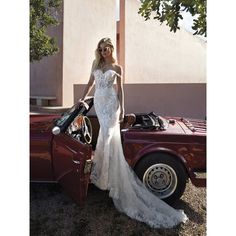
[134,152,188,205]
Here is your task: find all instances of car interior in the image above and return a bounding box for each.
[66,112,163,150]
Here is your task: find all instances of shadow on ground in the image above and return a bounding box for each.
[30,182,206,236]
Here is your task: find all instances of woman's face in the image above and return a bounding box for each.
[98,43,112,58]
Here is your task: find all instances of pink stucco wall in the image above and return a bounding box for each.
[74,83,206,119]
[62,0,117,107]
[124,0,206,84]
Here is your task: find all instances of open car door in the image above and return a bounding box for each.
[52,132,92,206]
[52,98,94,205]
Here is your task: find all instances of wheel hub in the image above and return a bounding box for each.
[143,164,177,199]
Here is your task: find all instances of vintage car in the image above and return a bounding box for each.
[30,97,206,206]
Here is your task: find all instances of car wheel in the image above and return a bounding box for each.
[134,152,188,204]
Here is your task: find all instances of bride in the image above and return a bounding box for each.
[78,37,188,228]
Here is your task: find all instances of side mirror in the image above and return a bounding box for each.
[52,126,61,135]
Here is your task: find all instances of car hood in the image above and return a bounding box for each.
[30,114,60,131]
[166,116,206,135]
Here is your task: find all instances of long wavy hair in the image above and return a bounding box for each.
[92,37,116,72]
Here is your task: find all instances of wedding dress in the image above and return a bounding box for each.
[90,69,188,228]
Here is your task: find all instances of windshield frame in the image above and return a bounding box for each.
[53,97,94,133]
[54,104,78,127]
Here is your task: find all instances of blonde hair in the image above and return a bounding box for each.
[92,37,116,72]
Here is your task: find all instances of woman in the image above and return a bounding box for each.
[79,37,188,228]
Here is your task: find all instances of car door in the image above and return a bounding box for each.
[52,132,92,206]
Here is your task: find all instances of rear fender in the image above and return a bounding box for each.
[133,145,191,177]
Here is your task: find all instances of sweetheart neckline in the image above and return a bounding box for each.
[97,69,117,75]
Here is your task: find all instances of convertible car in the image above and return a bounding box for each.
[30,97,206,206]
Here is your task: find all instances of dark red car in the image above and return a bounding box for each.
[30,97,206,205]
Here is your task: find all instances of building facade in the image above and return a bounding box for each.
[30,0,206,119]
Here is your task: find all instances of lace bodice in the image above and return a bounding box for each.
[93,69,118,90]
[92,69,120,130]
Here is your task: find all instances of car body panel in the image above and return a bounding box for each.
[121,119,206,187]
[30,99,94,205]
[52,133,92,205]
[30,114,60,181]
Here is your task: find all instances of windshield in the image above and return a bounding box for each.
[55,104,77,127]
[54,97,94,129]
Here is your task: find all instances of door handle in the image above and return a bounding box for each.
[72,159,80,164]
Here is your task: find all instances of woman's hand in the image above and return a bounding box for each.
[119,109,125,123]
[78,98,84,103]
[77,98,89,110]
[77,98,83,107]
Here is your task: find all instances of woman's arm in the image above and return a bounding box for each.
[116,65,124,122]
[80,61,95,101]
[80,73,95,101]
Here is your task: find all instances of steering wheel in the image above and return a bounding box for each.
[72,115,92,144]
[81,116,93,144]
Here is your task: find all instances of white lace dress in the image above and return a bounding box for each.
[90,69,188,228]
